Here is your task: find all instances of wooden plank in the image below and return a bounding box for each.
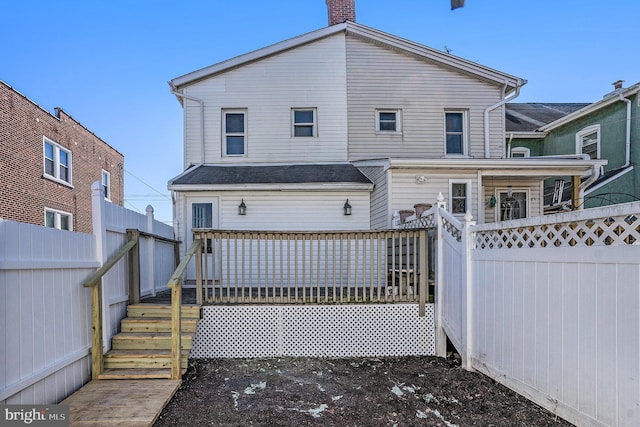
[62,379,180,427]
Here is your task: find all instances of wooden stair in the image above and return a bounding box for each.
[98,304,201,380]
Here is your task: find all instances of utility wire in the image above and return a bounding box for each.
[124,169,171,200]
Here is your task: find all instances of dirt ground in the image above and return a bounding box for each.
[153,356,573,427]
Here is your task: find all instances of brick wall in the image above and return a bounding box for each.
[326,0,356,26]
[0,81,124,233]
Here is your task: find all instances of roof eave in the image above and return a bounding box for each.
[170,24,347,89]
[168,182,374,192]
[169,21,526,92]
[539,83,640,132]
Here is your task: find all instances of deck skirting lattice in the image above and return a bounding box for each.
[191,304,435,358]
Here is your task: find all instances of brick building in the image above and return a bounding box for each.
[0,80,124,233]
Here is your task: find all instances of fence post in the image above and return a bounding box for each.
[91,181,110,356]
[146,205,156,296]
[127,229,141,304]
[462,211,476,371]
[434,193,448,357]
[418,229,428,317]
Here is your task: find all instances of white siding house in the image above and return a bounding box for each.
[168,10,605,256]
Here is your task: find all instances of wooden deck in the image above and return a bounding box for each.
[62,379,180,426]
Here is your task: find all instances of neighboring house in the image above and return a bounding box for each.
[0,81,124,233]
[168,0,602,257]
[508,80,639,210]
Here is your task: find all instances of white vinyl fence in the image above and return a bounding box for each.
[0,182,176,404]
[432,199,640,427]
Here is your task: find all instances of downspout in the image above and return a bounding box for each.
[506,132,514,158]
[484,82,521,158]
[170,89,205,164]
[619,93,632,168]
[577,93,631,208]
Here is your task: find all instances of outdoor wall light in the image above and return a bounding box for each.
[238,199,247,215]
[343,199,352,216]
[507,186,513,197]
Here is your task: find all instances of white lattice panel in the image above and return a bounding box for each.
[191,304,435,358]
[475,213,640,249]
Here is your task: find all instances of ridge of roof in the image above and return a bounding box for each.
[169,21,525,91]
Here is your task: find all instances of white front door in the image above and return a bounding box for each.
[186,197,218,280]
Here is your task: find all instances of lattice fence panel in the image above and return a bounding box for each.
[475,213,640,249]
[191,304,435,358]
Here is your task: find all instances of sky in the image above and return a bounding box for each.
[3,0,639,224]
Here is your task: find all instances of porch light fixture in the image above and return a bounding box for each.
[238,199,247,215]
[343,199,352,216]
[507,186,513,197]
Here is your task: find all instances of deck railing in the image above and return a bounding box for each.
[193,229,431,315]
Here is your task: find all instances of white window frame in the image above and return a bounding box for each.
[45,208,73,231]
[444,110,468,156]
[448,179,472,216]
[43,137,73,185]
[291,108,317,137]
[222,109,247,157]
[375,109,402,134]
[575,124,600,160]
[510,147,530,158]
[494,188,530,222]
[102,170,111,201]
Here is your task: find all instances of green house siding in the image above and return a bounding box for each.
[586,171,637,208]
[543,100,629,170]
[509,138,544,156]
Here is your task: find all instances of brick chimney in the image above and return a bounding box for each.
[326,0,355,25]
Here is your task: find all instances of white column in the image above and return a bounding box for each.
[434,193,447,357]
[91,181,110,352]
[461,211,476,371]
[146,205,156,296]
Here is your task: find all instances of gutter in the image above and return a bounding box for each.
[170,88,205,164]
[484,82,522,158]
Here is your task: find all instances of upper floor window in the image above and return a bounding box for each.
[43,137,72,184]
[445,111,467,155]
[510,147,530,158]
[223,110,247,156]
[45,208,72,231]
[376,109,402,133]
[449,179,471,215]
[292,108,317,137]
[102,170,111,200]
[576,124,600,159]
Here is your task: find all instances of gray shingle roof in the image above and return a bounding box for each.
[171,164,373,186]
[506,103,589,132]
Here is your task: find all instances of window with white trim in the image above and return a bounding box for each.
[45,208,72,231]
[576,124,600,159]
[449,179,472,215]
[376,109,402,133]
[292,108,317,137]
[223,110,247,156]
[445,111,467,155]
[510,147,530,158]
[43,137,72,184]
[102,170,111,200]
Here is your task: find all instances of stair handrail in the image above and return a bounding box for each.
[166,238,203,379]
[83,236,139,379]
